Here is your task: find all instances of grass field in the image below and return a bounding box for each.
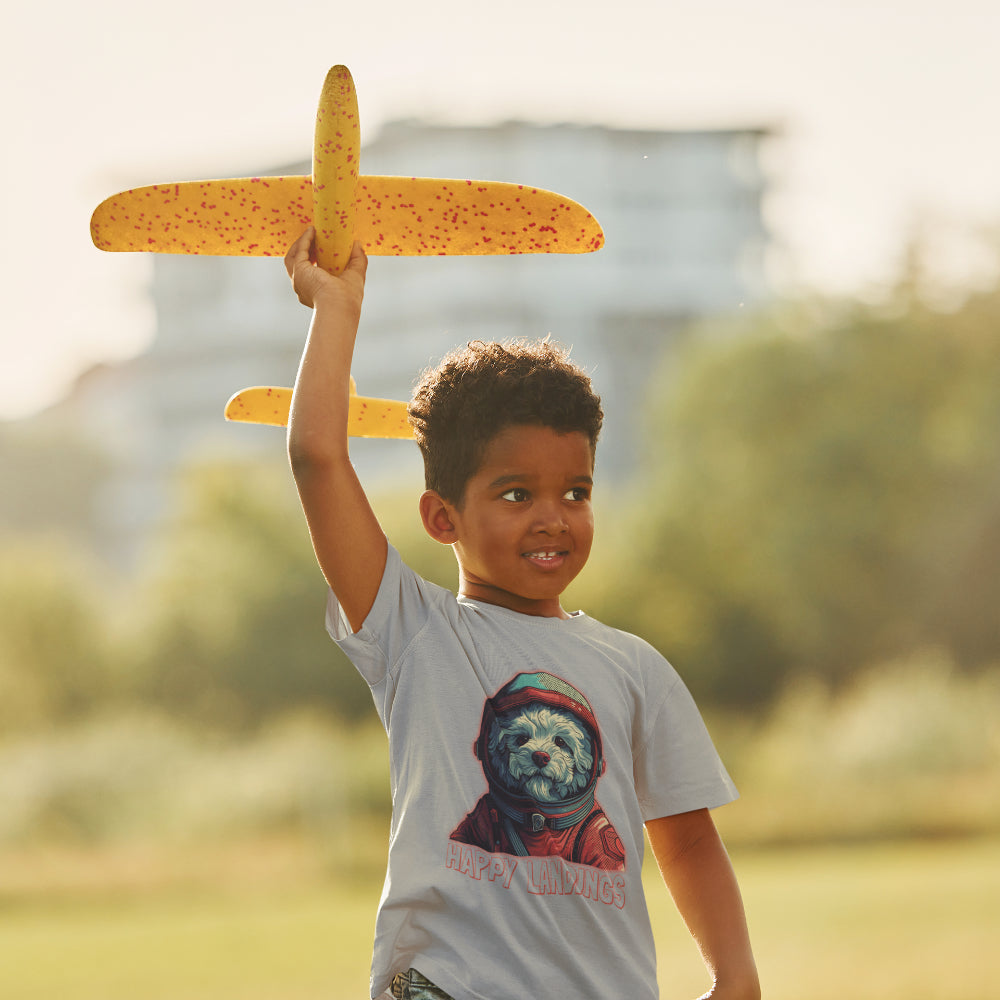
[3,835,998,1000]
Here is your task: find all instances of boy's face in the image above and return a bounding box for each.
[445,424,595,618]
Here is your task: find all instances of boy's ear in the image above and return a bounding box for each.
[419,490,459,544]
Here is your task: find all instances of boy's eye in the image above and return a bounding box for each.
[500,487,529,502]
[564,487,591,502]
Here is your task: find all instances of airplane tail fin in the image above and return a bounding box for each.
[224,384,413,438]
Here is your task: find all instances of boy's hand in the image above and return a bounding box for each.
[285,226,367,314]
[698,983,760,1000]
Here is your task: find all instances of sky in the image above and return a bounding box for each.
[3,0,999,420]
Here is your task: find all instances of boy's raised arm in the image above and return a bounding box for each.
[285,228,388,633]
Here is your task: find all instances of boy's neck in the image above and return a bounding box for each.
[458,575,572,619]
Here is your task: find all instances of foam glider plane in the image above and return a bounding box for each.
[90,65,605,436]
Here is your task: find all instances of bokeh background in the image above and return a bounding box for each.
[3,2,999,998]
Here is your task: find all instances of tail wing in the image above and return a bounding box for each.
[224,385,414,438]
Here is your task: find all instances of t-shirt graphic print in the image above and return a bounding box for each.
[450,671,626,871]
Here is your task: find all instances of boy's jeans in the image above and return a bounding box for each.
[387,968,455,1000]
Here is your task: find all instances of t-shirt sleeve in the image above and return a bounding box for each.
[633,669,738,821]
[324,543,436,688]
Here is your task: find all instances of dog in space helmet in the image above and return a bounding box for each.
[450,672,625,871]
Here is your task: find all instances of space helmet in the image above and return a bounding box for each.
[473,671,606,829]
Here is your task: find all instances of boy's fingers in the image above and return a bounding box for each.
[285,226,315,277]
[345,240,369,278]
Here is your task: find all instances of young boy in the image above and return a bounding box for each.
[285,228,759,1000]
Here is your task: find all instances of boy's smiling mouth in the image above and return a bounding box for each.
[523,550,568,567]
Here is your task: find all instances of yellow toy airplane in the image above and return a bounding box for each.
[91,65,604,433]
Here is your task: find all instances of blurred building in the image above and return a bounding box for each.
[55,120,771,565]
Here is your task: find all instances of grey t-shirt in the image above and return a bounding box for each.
[328,544,737,1000]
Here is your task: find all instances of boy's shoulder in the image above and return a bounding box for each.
[571,609,670,659]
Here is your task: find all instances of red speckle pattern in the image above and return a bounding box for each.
[355,176,603,255]
[224,386,294,425]
[312,65,360,275]
[92,174,603,257]
[91,174,604,258]
[90,64,604,260]
[224,385,413,437]
[90,177,313,256]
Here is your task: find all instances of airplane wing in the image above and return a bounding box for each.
[90,175,604,257]
[358,176,605,255]
[90,177,312,256]
[224,384,414,437]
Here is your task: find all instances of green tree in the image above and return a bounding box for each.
[611,277,1000,706]
[0,541,116,732]
[132,459,373,729]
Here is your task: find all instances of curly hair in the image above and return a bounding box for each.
[408,339,603,504]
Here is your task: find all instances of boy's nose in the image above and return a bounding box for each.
[533,503,568,534]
